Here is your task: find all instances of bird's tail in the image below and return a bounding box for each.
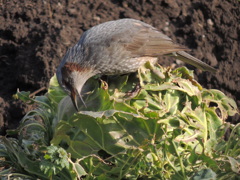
[172,51,217,73]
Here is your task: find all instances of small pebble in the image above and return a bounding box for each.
[207,19,214,26]
[93,16,101,21]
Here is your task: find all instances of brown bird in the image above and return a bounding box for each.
[56,18,216,111]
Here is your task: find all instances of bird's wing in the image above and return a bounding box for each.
[121,22,216,73]
[123,22,188,56]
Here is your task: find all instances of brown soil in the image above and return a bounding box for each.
[0,0,239,134]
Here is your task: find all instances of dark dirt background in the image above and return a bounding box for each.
[0,0,239,135]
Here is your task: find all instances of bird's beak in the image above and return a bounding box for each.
[70,88,87,112]
[70,88,79,111]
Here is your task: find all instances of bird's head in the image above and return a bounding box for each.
[57,61,95,111]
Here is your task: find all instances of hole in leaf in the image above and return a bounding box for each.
[209,102,218,107]
[180,143,186,148]
[98,149,111,159]
[215,108,222,118]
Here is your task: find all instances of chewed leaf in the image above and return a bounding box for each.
[50,62,238,178]
[202,89,239,119]
[174,78,201,97]
[7,61,239,179]
[221,97,239,116]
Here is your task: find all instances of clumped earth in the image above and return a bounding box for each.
[0,0,239,134]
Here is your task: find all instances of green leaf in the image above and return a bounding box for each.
[48,75,67,101]
[191,168,217,180]
[202,89,238,119]
[13,91,33,103]
[3,62,239,179]
[1,137,48,179]
[227,156,240,174]
[74,163,87,176]
[164,90,180,114]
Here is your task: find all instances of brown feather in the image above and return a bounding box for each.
[124,23,188,57]
[62,62,88,74]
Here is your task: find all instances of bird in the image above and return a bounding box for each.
[56,18,217,111]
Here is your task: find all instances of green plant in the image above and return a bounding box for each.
[0,62,239,179]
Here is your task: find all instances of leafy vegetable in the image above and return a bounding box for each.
[0,62,239,179]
